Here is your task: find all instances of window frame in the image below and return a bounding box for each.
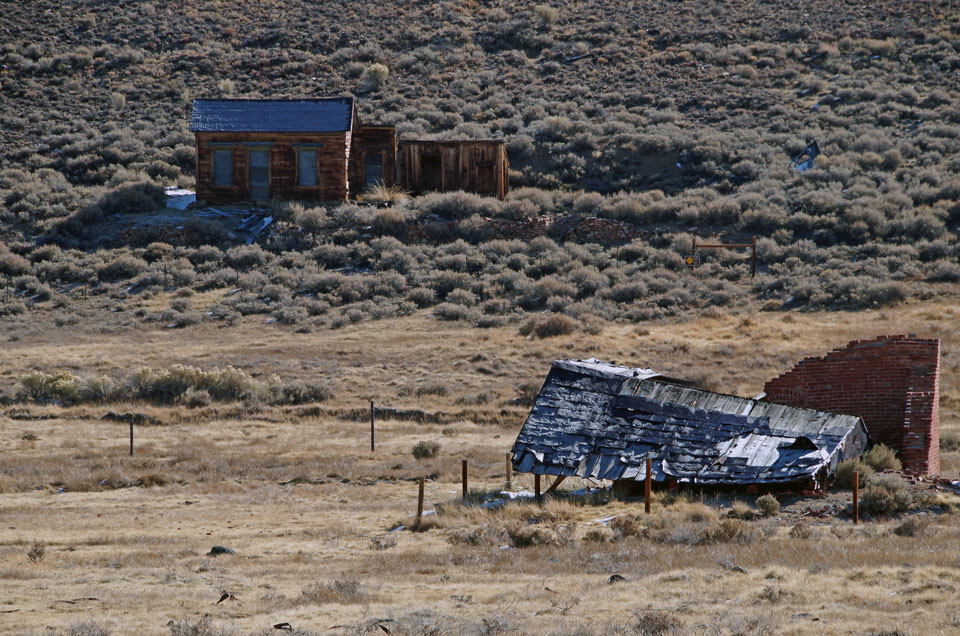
[209,144,235,188]
[363,151,385,190]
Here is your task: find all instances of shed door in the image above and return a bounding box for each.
[249,150,270,201]
[420,154,442,192]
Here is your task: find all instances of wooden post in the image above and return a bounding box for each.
[369,400,375,453]
[535,474,541,501]
[644,457,652,514]
[852,471,859,525]
[505,452,512,484]
[461,459,468,500]
[417,476,425,523]
[751,237,757,278]
[129,421,134,456]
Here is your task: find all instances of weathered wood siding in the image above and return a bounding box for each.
[195,131,350,203]
[399,140,508,200]
[349,125,398,193]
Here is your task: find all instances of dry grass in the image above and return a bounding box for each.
[0,299,958,634]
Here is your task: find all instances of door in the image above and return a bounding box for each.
[420,154,442,192]
[249,150,270,200]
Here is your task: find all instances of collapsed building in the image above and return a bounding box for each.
[510,336,941,490]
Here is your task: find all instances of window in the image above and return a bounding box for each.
[298,149,318,187]
[364,154,383,189]
[213,149,232,186]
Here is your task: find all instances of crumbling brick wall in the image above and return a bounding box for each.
[764,336,940,475]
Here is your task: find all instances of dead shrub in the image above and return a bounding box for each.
[756,494,780,518]
[728,500,759,520]
[633,610,684,635]
[518,314,578,338]
[298,577,371,605]
[27,539,46,563]
[447,525,498,546]
[583,527,614,543]
[788,523,812,539]
[893,515,932,537]
[506,523,569,548]
[609,516,641,539]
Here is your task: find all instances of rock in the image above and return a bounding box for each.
[607,574,626,584]
[208,545,236,556]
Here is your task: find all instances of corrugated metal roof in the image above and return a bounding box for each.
[189,98,355,133]
[510,360,869,486]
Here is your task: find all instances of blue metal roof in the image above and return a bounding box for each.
[189,98,355,133]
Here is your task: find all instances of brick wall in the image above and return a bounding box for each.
[764,336,940,475]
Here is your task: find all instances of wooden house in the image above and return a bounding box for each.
[190,97,396,203]
[399,140,509,200]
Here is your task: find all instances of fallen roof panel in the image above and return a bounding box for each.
[511,359,869,486]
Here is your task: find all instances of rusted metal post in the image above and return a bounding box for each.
[129,421,134,456]
[535,474,541,501]
[505,452,512,484]
[369,400,375,453]
[852,471,859,525]
[644,457,652,514]
[417,476,425,523]
[751,237,757,278]
[461,459,468,500]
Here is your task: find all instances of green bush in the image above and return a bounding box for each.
[862,443,902,472]
[834,458,874,489]
[860,473,913,517]
[412,440,441,459]
[18,370,82,404]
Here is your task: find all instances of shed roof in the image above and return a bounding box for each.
[189,98,355,133]
[510,359,868,486]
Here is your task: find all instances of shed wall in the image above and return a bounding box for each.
[763,336,940,475]
[399,141,508,199]
[350,125,398,192]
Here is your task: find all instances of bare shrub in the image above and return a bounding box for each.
[756,494,780,517]
[893,515,932,537]
[518,314,578,338]
[632,610,684,636]
[298,578,371,605]
[27,538,46,563]
[788,523,812,539]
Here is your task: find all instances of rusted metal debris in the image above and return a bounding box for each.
[510,359,869,488]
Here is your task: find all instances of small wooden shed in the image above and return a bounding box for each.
[190,97,396,203]
[399,140,509,200]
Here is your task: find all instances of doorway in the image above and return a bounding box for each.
[420,154,442,192]
[249,150,270,200]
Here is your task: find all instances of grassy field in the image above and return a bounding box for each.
[1,297,959,635]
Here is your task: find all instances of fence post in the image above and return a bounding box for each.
[535,474,541,501]
[461,459,468,500]
[505,452,512,484]
[644,457,652,514]
[853,471,859,525]
[129,421,134,456]
[417,476,425,523]
[370,400,375,452]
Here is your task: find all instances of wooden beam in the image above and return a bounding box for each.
[544,475,567,496]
